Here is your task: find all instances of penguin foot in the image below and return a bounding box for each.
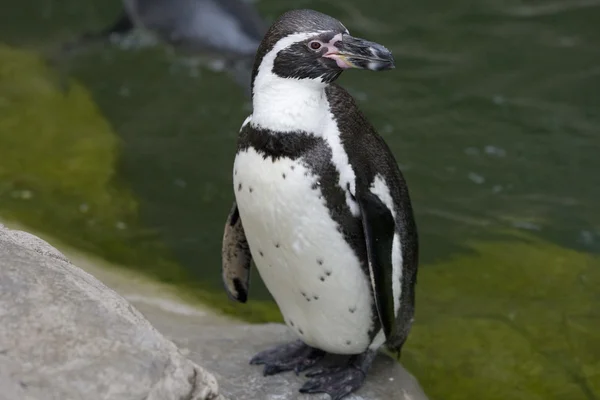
[250,340,325,376]
[299,350,377,400]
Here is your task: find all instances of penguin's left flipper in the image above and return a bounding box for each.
[357,190,398,340]
[222,201,253,303]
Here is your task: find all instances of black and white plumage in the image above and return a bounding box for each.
[221,9,419,400]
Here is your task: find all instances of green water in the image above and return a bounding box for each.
[1,0,599,399]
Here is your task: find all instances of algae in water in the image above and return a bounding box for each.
[405,235,600,400]
[0,44,278,323]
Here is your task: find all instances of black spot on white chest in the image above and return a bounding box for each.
[236,126,368,267]
[232,147,376,354]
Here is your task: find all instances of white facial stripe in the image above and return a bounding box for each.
[253,31,328,92]
[329,33,343,45]
[251,31,330,133]
[322,33,343,56]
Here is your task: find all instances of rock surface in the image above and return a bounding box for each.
[156,321,429,400]
[0,223,225,400]
[0,222,429,400]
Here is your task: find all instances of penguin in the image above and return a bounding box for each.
[221,9,419,400]
[75,0,266,58]
[60,0,266,91]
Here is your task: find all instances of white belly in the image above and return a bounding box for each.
[233,147,375,354]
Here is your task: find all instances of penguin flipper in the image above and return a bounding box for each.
[357,190,398,340]
[222,201,253,303]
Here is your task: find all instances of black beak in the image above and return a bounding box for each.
[325,34,395,71]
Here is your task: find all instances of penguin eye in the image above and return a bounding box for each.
[309,41,322,50]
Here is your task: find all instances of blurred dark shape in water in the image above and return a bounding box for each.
[61,0,267,94]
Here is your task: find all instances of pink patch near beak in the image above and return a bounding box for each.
[322,34,354,69]
[324,53,354,69]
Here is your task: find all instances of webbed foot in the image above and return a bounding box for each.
[299,350,376,400]
[250,340,325,376]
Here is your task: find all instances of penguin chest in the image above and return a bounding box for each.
[233,147,375,354]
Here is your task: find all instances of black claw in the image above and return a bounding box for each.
[299,380,321,393]
[250,351,276,365]
[299,369,365,398]
[298,350,376,400]
[249,356,264,365]
[294,359,318,375]
[264,364,285,376]
[249,340,324,376]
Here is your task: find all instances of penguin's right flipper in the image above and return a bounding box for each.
[357,189,397,341]
[222,201,253,303]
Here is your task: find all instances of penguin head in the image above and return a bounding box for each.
[251,9,395,93]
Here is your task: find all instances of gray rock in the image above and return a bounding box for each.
[0,224,225,400]
[0,223,69,263]
[0,223,428,400]
[146,316,429,400]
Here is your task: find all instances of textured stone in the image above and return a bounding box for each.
[0,224,225,400]
[0,223,428,400]
[0,224,69,263]
[148,316,429,400]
